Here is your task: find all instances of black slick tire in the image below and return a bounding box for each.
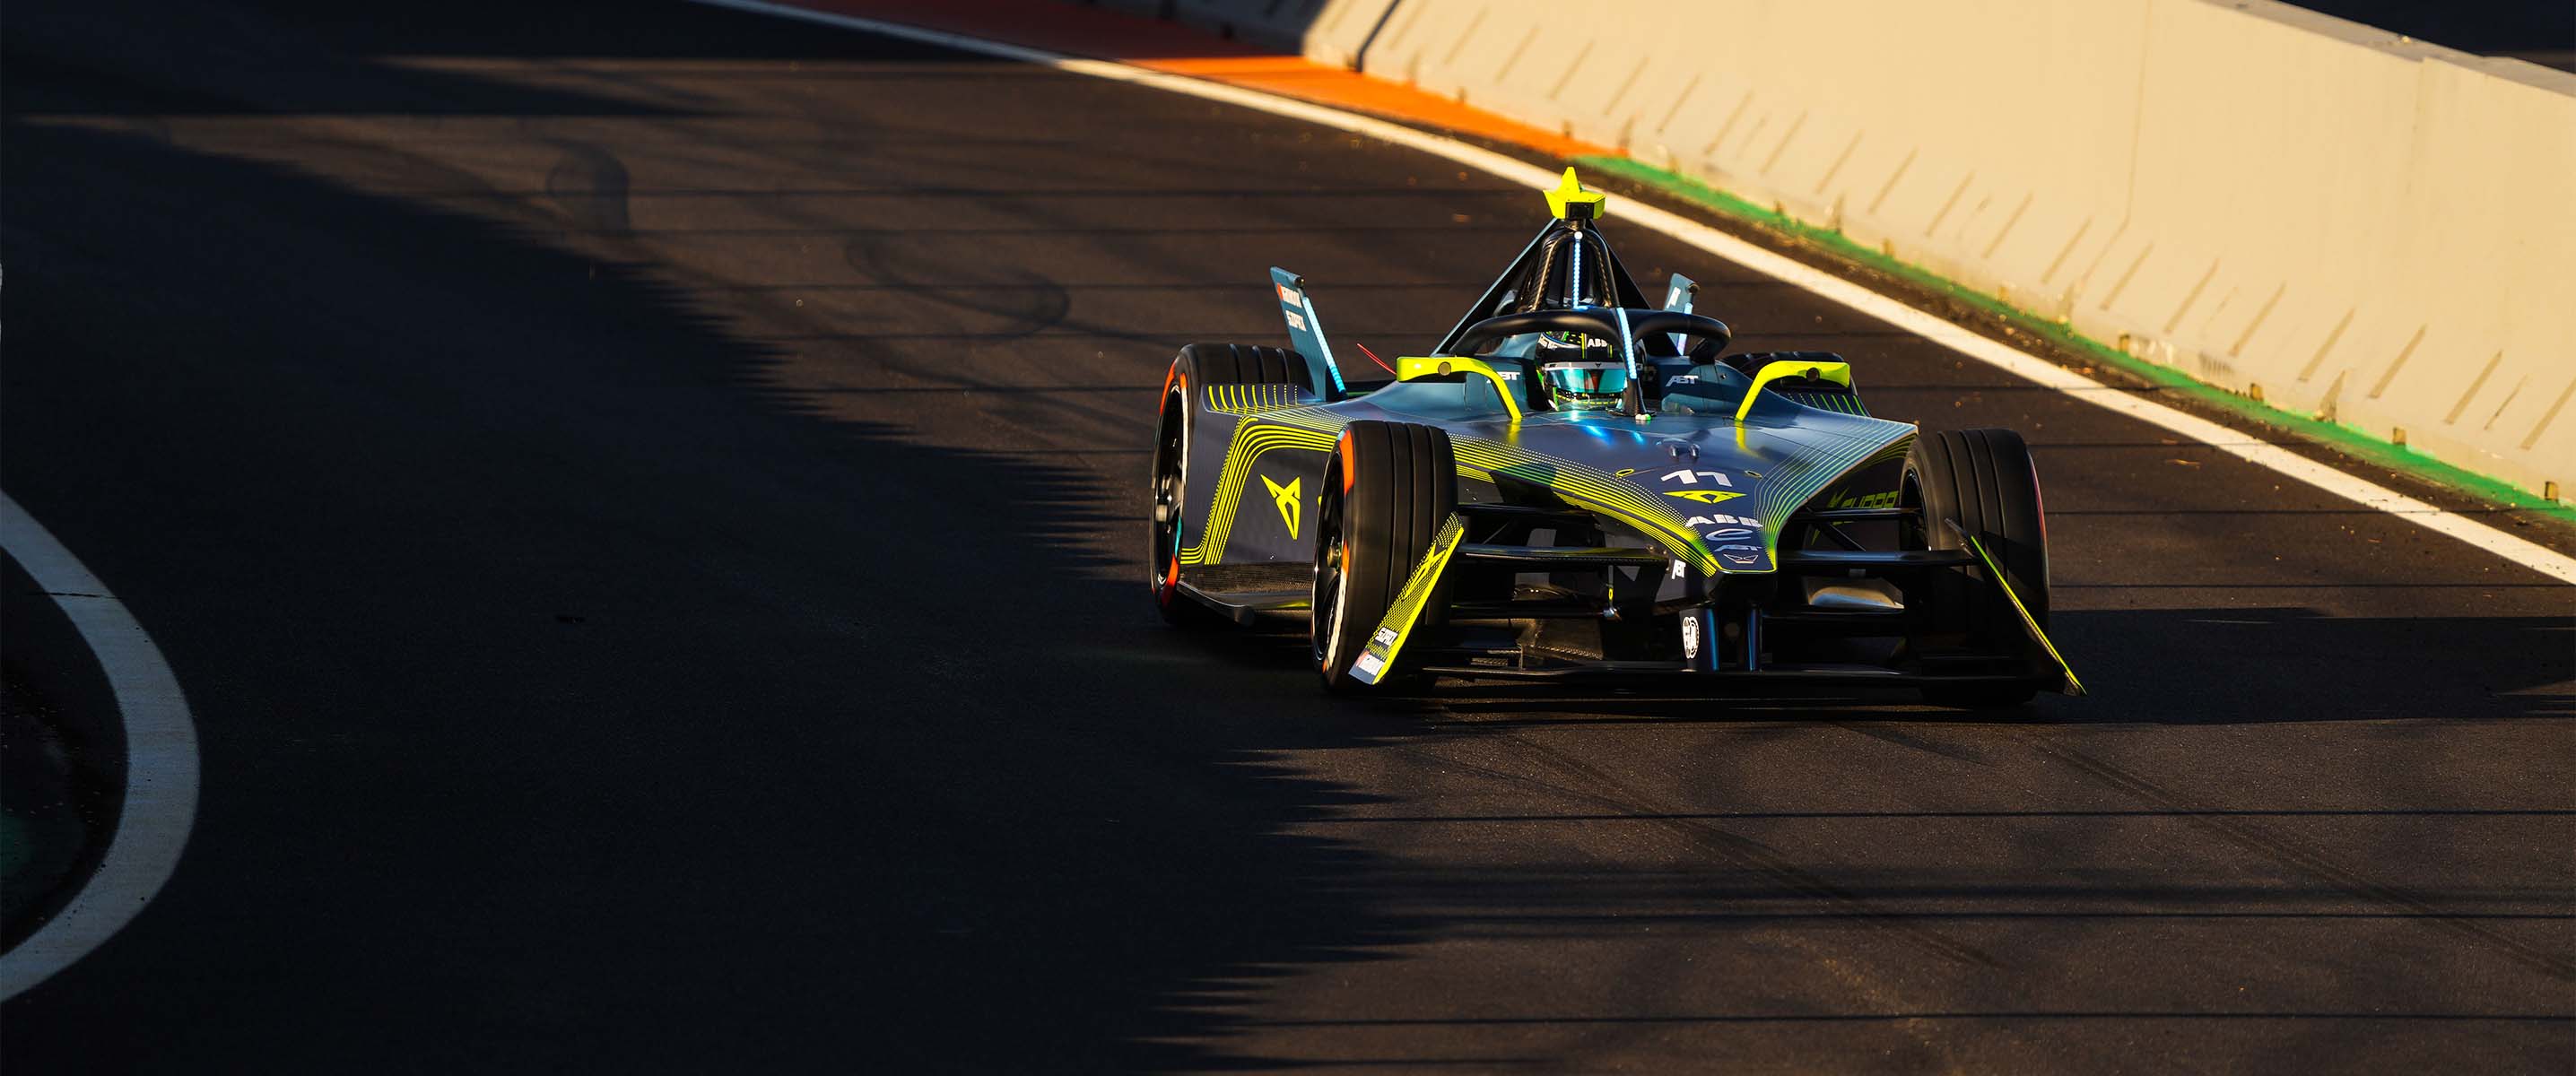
[1311,421,1457,691]
[1150,343,1319,627]
[1904,429,2052,708]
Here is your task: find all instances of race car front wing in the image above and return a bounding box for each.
[1349,504,2085,694]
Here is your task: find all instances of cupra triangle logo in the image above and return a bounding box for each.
[1665,489,1745,505]
[1261,474,1301,540]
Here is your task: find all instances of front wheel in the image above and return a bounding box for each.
[1904,428,2052,708]
[1312,421,1456,691]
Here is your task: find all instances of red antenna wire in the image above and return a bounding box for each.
[1352,342,1397,376]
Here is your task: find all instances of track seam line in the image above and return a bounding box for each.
[688,0,2576,586]
[0,492,202,999]
[2017,736,2576,982]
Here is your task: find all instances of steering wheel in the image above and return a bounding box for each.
[1448,308,1732,360]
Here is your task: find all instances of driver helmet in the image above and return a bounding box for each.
[1531,326,1615,366]
[1538,359,1629,412]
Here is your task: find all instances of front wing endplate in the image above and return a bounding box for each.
[1349,513,1468,685]
[1946,519,2088,697]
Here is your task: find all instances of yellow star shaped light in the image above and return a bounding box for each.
[1545,167,1606,221]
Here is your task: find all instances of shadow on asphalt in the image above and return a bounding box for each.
[0,12,1423,1070]
[1192,602,2576,727]
[1362,607,2576,725]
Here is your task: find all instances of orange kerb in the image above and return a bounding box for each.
[782,0,1611,161]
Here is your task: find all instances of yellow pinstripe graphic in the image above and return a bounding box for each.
[1861,435,1912,468]
[1181,407,1346,565]
[1448,438,1723,576]
[1781,391,1868,415]
[1734,426,1917,569]
[1205,383,1305,415]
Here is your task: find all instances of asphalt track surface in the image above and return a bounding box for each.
[4,2,2572,1071]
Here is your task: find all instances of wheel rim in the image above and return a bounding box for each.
[1310,489,1345,670]
[1149,391,1187,594]
[1897,469,1930,551]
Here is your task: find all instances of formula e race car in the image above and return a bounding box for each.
[1146,169,2082,707]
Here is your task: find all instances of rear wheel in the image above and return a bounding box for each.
[1312,421,1456,690]
[1903,429,2052,708]
[1150,343,1318,626]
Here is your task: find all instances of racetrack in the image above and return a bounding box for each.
[3,1,2571,1070]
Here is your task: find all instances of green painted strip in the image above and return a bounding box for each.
[1948,520,2087,698]
[1571,154,2576,525]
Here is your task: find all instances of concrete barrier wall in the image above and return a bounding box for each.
[1358,0,2576,498]
[1096,0,2576,499]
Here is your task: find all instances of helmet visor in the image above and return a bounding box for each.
[1542,362,1629,409]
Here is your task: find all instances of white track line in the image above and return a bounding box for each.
[1,492,201,999]
[696,0,2576,586]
